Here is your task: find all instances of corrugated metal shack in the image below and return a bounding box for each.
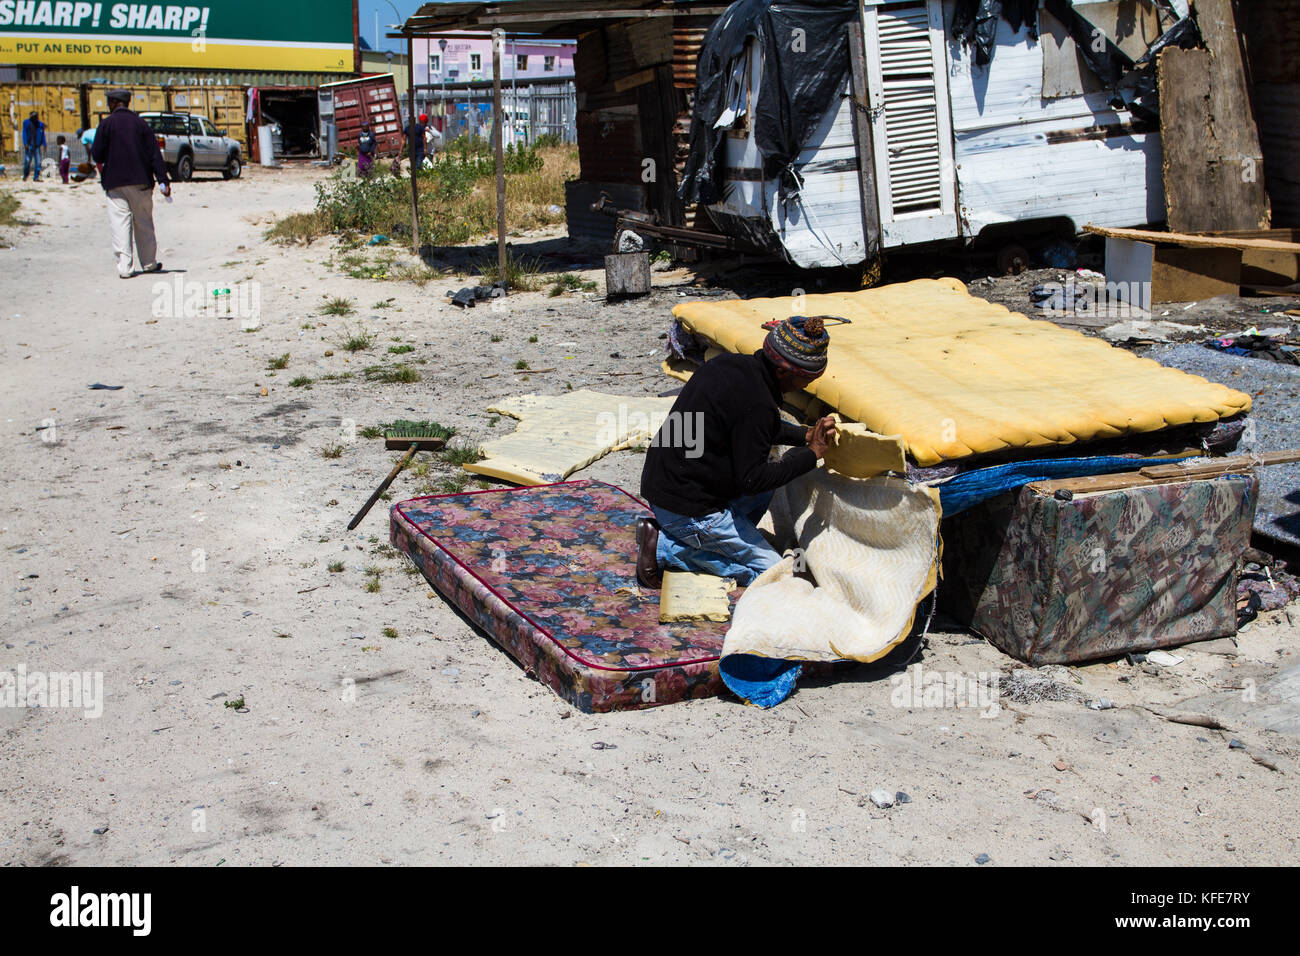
[401,0,1286,261]
[401,1,727,245]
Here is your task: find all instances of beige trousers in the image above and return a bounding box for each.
[106,185,157,277]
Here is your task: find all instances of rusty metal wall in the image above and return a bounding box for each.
[323,75,404,157]
[672,20,709,90]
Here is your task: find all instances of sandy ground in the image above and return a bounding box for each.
[2,163,1298,867]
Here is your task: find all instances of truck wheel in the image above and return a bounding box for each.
[176,153,194,182]
[223,154,242,180]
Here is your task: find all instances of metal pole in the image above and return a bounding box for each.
[492,28,506,278]
[406,33,419,253]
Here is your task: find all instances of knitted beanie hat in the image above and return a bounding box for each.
[763,315,831,374]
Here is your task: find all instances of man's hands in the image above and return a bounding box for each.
[806,415,837,459]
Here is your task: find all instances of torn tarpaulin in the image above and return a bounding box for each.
[677,0,859,207]
[950,0,1039,66]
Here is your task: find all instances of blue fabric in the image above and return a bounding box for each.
[935,454,1198,516]
[719,654,804,708]
[651,491,779,586]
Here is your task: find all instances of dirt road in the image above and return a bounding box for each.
[2,165,1296,866]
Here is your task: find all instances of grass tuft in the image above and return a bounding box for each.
[321,296,356,316]
[362,364,420,384]
[339,325,376,352]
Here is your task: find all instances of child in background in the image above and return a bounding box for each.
[57,135,70,183]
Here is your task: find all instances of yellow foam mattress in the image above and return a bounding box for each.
[672,278,1251,466]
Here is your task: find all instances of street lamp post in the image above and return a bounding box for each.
[439,38,448,141]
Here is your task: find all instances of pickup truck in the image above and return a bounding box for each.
[140,111,242,181]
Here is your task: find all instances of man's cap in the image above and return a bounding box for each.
[763,315,832,375]
[106,89,132,103]
[418,113,428,123]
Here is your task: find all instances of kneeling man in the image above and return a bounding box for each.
[636,315,837,588]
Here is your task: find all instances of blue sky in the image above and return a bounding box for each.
[358,0,418,54]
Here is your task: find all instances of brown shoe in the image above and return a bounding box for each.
[635,517,662,589]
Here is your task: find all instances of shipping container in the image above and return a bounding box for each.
[319,74,404,159]
[1,82,81,151]
[169,86,249,152]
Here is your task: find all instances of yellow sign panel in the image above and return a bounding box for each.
[0,36,352,71]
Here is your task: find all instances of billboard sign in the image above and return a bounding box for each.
[0,2,355,72]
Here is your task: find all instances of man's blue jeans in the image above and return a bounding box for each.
[23,147,41,180]
[651,492,780,586]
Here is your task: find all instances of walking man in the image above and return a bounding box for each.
[22,111,45,181]
[90,89,171,278]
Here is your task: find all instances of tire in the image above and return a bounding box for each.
[223,153,242,180]
[176,152,194,182]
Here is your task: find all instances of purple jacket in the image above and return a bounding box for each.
[90,108,170,191]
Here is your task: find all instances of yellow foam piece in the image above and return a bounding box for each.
[673,278,1252,466]
[823,414,907,477]
[467,389,676,486]
[658,571,734,623]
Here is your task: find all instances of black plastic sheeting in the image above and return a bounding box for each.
[950,0,1039,66]
[677,0,859,207]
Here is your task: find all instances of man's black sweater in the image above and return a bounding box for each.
[640,351,816,517]
[91,107,169,192]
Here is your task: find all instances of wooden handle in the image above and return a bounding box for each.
[1138,449,1300,479]
[348,443,417,531]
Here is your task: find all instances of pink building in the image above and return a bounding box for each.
[414,34,575,87]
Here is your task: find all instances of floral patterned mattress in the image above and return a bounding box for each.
[390,480,732,712]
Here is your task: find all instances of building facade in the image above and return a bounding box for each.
[414,34,574,87]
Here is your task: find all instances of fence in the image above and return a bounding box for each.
[416,80,576,147]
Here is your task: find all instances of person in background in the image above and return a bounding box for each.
[22,111,45,181]
[56,135,70,184]
[423,118,442,160]
[404,112,428,172]
[357,123,376,178]
[80,124,96,162]
[90,89,171,278]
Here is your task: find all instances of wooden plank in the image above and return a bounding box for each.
[1202,229,1300,286]
[605,252,650,297]
[1139,450,1300,479]
[614,68,656,93]
[1085,224,1300,253]
[1039,6,1106,98]
[1028,449,1300,496]
[1150,247,1241,302]
[1157,0,1270,232]
[846,21,882,259]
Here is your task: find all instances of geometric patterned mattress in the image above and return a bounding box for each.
[672,277,1252,466]
[390,480,733,712]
